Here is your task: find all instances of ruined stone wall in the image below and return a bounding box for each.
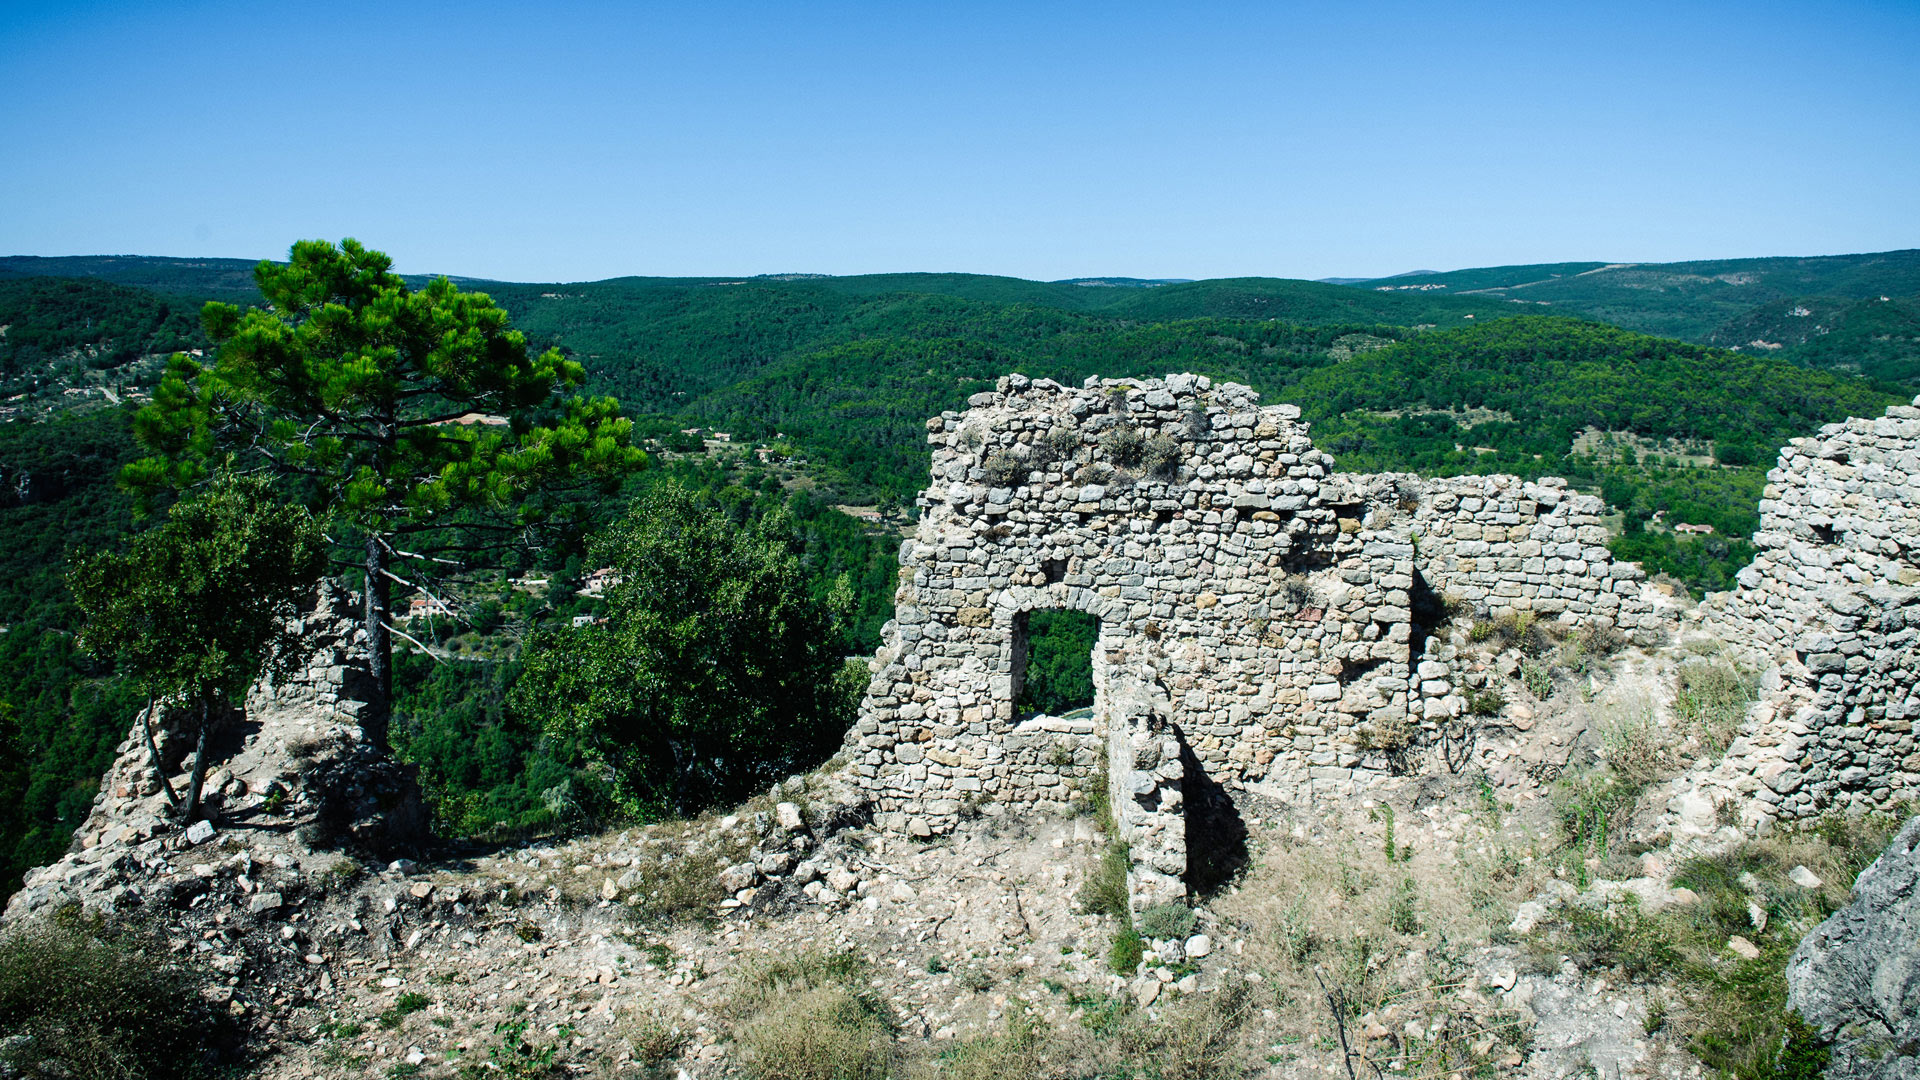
[1400,474,1662,632]
[845,373,1416,851]
[1315,472,1668,755]
[1687,398,1920,828]
[843,374,1674,870]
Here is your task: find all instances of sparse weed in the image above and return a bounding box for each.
[1387,876,1421,935]
[621,1012,690,1079]
[955,963,993,993]
[625,845,728,927]
[1078,842,1131,918]
[1597,698,1672,787]
[456,1017,563,1079]
[1529,813,1903,1080]
[1674,658,1756,757]
[1520,659,1554,700]
[1473,610,1554,656]
[924,1006,1048,1080]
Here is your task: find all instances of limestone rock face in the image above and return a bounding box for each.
[4,580,423,921]
[1786,814,1920,1080]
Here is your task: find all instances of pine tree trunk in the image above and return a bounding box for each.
[364,534,392,749]
[140,697,179,810]
[184,700,210,822]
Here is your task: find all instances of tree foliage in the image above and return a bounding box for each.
[68,475,323,708]
[0,277,205,379]
[0,908,235,1078]
[67,475,324,816]
[121,239,647,741]
[1016,610,1099,717]
[513,484,862,817]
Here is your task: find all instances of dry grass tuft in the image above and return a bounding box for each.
[731,950,897,1080]
[1217,818,1547,1078]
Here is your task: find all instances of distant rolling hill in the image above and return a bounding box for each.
[1343,249,1920,385]
[0,254,268,300]
[0,256,1542,324]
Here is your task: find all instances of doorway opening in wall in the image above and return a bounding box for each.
[1012,609,1099,721]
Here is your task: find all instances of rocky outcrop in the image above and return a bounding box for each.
[4,580,423,921]
[1786,814,1920,1080]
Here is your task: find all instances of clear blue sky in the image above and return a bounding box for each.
[3,0,1917,282]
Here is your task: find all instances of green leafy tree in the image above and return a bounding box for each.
[513,484,862,817]
[122,239,647,744]
[67,476,325,820]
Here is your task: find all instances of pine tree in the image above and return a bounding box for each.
[123,239,646,745]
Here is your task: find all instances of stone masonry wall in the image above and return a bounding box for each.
[845,375,1415,843]
[844,373,1669,903]
[1682,398,1920,831]
[1403,474,1662,633]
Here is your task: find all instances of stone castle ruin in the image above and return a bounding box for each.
[14,374,1916,933]
[844,373,1920,910]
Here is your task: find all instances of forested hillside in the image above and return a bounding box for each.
[1348,249,1920,386]
[0,408,147,894]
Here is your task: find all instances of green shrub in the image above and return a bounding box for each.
[1142,434,1183,479]
[1044,425,1081,460]
[378,991,431,1029]
[0,909,233,1079]
[1467,687,1507,717]
[1108,926,1144,974]
[1100,424,1146,468]
[1139,902,1196,941]
[980,450,1024,487]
